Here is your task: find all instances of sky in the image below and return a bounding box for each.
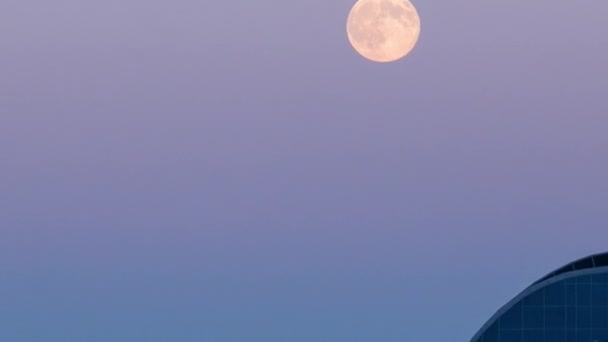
[1,0,608,341]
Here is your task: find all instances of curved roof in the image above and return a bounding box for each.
[529,251,608,287]
[471,251,608,342]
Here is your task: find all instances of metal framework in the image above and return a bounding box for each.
[470,252,608,342]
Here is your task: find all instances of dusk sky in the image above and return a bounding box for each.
[2,0,608,341]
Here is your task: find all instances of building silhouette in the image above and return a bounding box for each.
[471,252,608,342]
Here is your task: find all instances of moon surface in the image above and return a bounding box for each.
[346,0,421,63]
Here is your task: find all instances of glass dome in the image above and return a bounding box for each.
[472,253,608,342]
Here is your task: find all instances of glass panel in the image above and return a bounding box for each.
[593,253,608,267]
[545,281,566,306]
[592,306,608,329]
[573,257,594,270]
[545,306,566,329]
[523,306,544,329]
[499,302,522,330]
[545,329,566,342]
[500,330,522,342]
[522,330,543,342]
[592,282,608,306]
[592,272,608,283]
[523,288,544,306]
[576,306,592,329]
[577,283,592,306]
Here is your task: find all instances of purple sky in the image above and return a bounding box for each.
[2,0,608,340]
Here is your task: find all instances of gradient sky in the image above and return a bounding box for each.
[2,0,608,341]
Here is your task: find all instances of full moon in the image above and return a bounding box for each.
[346,0,421,63]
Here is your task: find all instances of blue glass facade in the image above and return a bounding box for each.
[472,253,608,342]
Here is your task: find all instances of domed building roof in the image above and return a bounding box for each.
[471,251,608,342]
[529,251,608,287]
